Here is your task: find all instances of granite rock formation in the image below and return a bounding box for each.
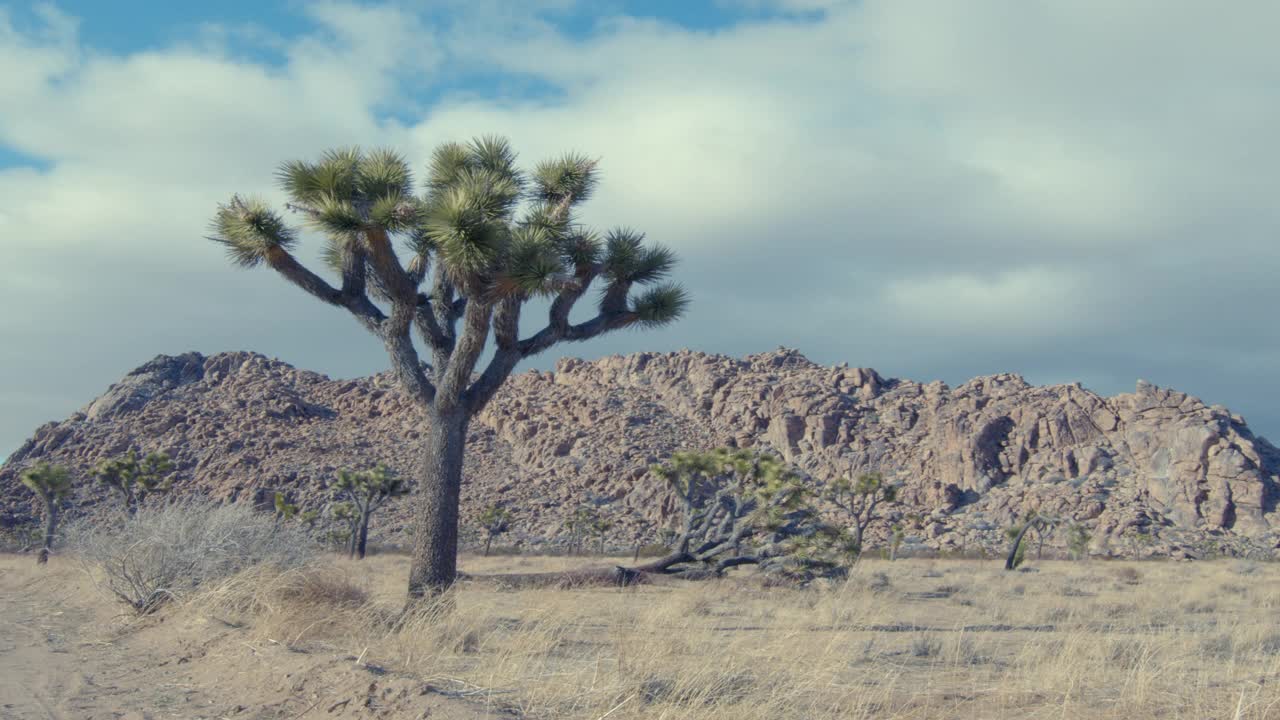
[3,348,1278,559]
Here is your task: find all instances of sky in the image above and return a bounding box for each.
[1,0,1278,459]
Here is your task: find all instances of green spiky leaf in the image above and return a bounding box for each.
[503,227,566,296]
[209,195,297,267]
[454,167,522,222]
[313,147,361,198]
[602,228,645,284]
[312,195,365,237]
[631,282,690,327]
[522,202,574,239]
[20,463,71,500]
[532,152,598,206]
[369,193,421,233]
[427,142,473,195]
[358,148,413,199]
[629,244,677,285]
[469,135,522,186]
[558,227,603,268]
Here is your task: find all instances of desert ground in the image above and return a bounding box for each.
[3,553,1280,719]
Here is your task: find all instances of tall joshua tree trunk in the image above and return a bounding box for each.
[356,509,371,560]
[408,411,469,598]
[38,505,57,565]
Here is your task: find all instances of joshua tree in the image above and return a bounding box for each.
[590,512,615,555]
[332,464,409,559]
[1004,513,1060,570]
[208,139,687,599]
[328,502,358,553]
[563,504,597,556]
[20,463,71,564]
[1067,524,1091,561]
[479,504,512,556]
[93,450,174,514]
[273,491,299,523]
[888,524,905,562]
[821,471,898,557]
[635,449,851,581]
[629,513,656,561]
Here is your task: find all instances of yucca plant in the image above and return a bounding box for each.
[332,464,409,559]
[20,463,72,564]
[93,449,174,515]
[208,138,688,599]
[821,470,899,559]
[638,448,844,581]
[478,503,512,557]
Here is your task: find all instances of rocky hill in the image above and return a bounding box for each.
[3,348,1279,559]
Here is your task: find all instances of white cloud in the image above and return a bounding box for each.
[881,267,1093,339]
[0,0,1278,453]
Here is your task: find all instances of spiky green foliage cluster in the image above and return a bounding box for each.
[20,463,71,503]
[21,463,72,564]
[209,137,688,325]
[94,450,174,512]
[331,464,410,559]
[1068,524,1091,561]
[333,464,407,502]
[273,491,299,522]
[480,504,512,535]
[654,448,810,528]
[822,470,900,558]
[648,448,853,582]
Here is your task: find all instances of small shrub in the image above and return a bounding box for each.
[1258,632,1280,656]
[1182,600,1217,614]
[1200,634,1234,660]
[911,634,942,658]
[1108,638,1148,668]
[1113,566,1142,585]
[66,498,316,613]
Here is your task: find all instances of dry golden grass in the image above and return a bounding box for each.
[181,554,1280,719]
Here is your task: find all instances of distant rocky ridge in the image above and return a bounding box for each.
[3,348,1279,559]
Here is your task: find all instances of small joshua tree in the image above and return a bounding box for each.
[1004,513,1059,570]
[1067,524,1091,561]
[822,471,898,558]
[563,504,598,556]
[590,512,614,556]
[20,463,71,565]
[888,524,905,562]
[208,138,688,600]
[630,513,656,561]
[328,502,358,553]
[94,449,174,514]
[333,464,409,559]
[479,504,512,556]
[273,492,299,523]
[635,448,850,582]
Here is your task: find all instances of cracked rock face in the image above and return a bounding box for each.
[3,348,1278,558]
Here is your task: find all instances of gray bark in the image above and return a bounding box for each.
[37,503,56,565]
[356,510,371,560]
[1005,518,1041,570]
[407,410,469,599]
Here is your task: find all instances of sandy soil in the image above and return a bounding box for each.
[0,556,497,720]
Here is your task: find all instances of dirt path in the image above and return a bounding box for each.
[0,559,221,719]
[0,557,504,720]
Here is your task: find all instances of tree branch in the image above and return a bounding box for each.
[464,295,523,415]
[264,247,386,335]
[437,298,493,412]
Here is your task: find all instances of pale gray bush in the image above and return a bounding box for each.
[66,498,316,613]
